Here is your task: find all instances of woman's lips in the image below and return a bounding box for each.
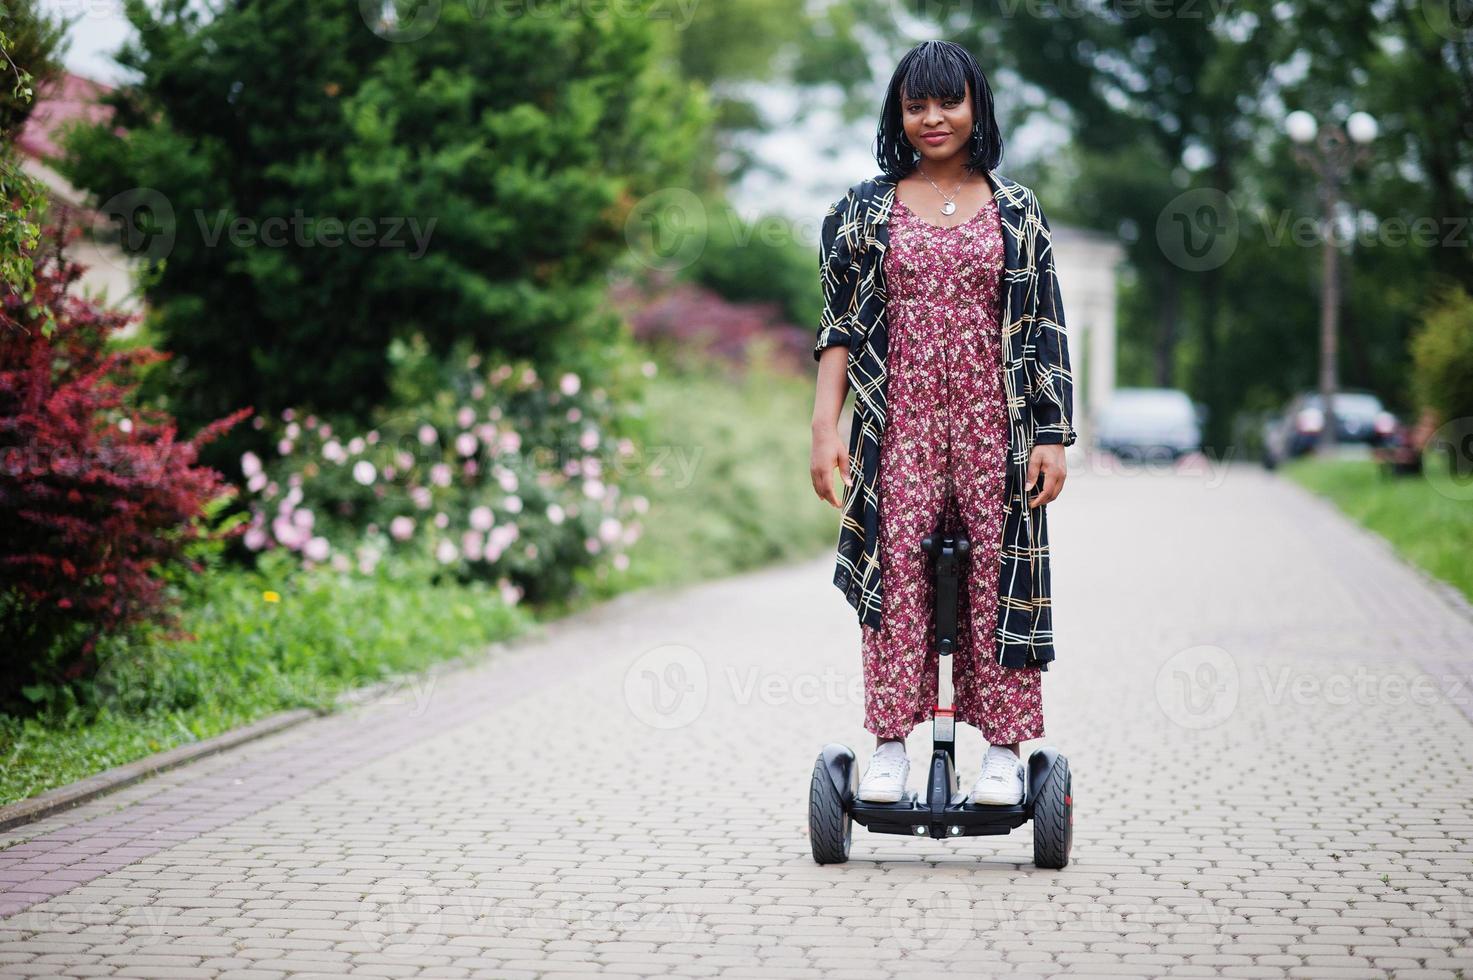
[921,132,950,144]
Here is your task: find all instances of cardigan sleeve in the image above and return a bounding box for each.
[1028,198,1078,447]
[813,191,859,362]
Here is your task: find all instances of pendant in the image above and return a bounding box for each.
[941,201,957,215]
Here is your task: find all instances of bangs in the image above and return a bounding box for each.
[896,50,969,105]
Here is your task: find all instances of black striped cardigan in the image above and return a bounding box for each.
[814,169,1077,669]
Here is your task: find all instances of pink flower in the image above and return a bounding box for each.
[546,503,565,525]
[240,451,262,477]
[599,517,622,543]
[282,407,296,421]
[418,424,438,446]
[498,578,523,605]
[583,478,605,500]
[278,439,294,456]
[503,494,522,513]
[430,463,452,487]
[579,429,599,451]
[411,486,432,509]
[455,432,478,456]
[560,372,581,396]
[353,460,377,485]
[470,505,494,531]
[304,536,330,562]
[247,472,268,493]
[244,526,268,551]
[461,530,484,561]
[496,468,518,492]
[567,407,581,423]
[585,537,601,554]
[390,516,415,541]
[435,539,458,563]
[457,406,475,428]
[434,511,449,528]
[613,553,630,571]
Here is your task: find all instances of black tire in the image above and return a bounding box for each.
[809,754,852,865]
[1032,755,1072,869]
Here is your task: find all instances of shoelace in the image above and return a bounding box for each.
[867,751,907,780]
[981,752,1019,782]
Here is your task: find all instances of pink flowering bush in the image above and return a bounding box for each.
[234,336,647,606]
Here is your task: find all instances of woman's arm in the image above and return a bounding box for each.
[811,193,857,509]
[811,347,852,508]
[1025,196,1076,508]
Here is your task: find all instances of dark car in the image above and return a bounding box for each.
[1093,387,1204,462]
[1260,390,1399,468]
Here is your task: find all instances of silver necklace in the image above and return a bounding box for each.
[916,165,969,215]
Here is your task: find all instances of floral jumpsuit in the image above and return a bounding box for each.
[859,194,1045,744]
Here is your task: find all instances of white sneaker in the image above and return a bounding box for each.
[856,740,910,803]
[969,745,1025,805]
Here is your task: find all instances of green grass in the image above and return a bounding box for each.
[1280,452,1473,604]
[571,356,837,604]
[0,554,532,806]
[0,355,835,808]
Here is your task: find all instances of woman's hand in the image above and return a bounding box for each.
[811,423,852,509]
[1026,443,1067,509]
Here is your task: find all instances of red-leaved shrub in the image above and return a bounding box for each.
[0,222,252,711]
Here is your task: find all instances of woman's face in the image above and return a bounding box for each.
[899,81,975,162]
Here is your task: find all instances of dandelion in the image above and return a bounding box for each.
[560,372,581,396]
[390,515,416,541]
[353,460,377,486]
[470,505,494,531]
[263,590,281,602]
[241,451,262,477]
[418,424,438,446]
[435,539,458,563]
[546,502,565,525]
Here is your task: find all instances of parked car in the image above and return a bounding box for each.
[1260,389,1399,469]
[1093,387,1203,462]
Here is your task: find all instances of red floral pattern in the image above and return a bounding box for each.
[859,195,1045,743]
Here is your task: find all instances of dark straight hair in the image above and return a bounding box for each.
[874,40,1005,180]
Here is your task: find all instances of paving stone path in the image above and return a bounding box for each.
[2,456,1471,978]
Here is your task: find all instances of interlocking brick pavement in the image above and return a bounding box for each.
[1,456,1471,978]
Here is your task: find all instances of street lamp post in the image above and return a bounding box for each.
[1285,110,1377,455]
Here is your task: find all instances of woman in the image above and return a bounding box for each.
[809,40,1077,808]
